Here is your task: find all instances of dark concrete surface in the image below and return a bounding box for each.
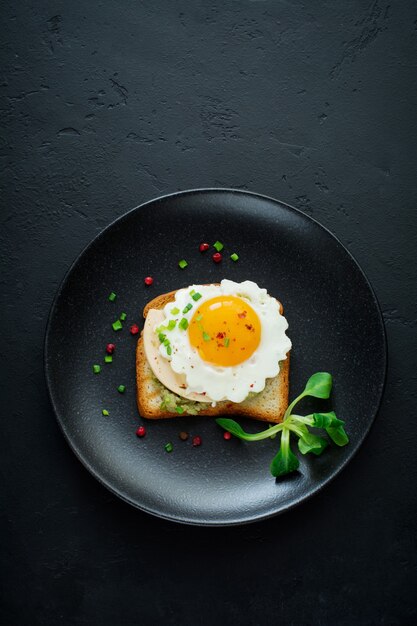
[1,1,416,624]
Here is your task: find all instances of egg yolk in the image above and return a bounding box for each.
[188,295,261,366]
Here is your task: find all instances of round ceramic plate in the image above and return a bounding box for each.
[45,189,386,525]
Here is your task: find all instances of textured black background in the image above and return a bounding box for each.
[1,1,416,625]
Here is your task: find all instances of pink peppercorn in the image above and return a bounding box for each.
[144,276,153,286]
[136,426,146,438]
[106,343,115,354]
[212,252,222,263]
[130,324,139,335]
[223,431,232,440]
[192,435,202,447]
[199,242,209,252]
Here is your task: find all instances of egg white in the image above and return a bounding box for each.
[154,279,292,403]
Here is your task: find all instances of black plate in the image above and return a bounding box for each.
[45,189,386,525]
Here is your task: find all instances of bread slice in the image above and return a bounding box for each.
[136,290,290,423]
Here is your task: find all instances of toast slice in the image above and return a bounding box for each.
[136,290,290,423]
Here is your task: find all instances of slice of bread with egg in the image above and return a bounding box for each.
[136,280,291,423]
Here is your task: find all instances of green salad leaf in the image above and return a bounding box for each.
[216,373,349,478]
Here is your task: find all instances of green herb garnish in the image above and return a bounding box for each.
[216,373,349,478]
[102,409,109,416]
[230,253,239,262]
[178,259,188,269]
[120,312,127,321]
[117,385,126,394]
[196,314,203,322]
[158,332,166,343]
[167,319,177,331]
[192,292,202,301]
[183,303,193,314]
[93,364,101,374]
[224,337,230,347]
[175,406,185,414]
[171,307,180,315]
[112,319,123,331]
[108,292,116,302]
[203,332,211,342]
[104,355,113,363]
[213,241,224,252]
[179,318,189,330]
[165,442,173,453]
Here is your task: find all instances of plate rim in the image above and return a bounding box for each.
[44,187,388,526]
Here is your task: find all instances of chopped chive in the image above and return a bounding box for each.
[179,318,189,330]
[102,409,109,416]
[224,337,230,347]
[93,364,101,374]
[108,292,116,302]
[117,385,126,393]
[214,241,224,252]
[175,406,185,414]
[120,312,127,321]
[158,332,166,343]
[167,345,172,356]
[230,252,239,262]
[190,289,196,296]
[104,355,113,363]
[197,322,204,332]
[182,303,193,314]
[171,307,180,315]
[203,332,211,342]
[112,319,123,331]
[167,319,177,330]
[196,314,203,322]
[178,259,188,269]
[165,442,173,453]
[163,338,170,347]
[192,292,202,301]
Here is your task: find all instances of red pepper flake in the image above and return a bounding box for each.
[212,252,222,263]
[250,384,254,388]
[136,426,146,438]
[130,324,139,335]
[201,391,206,396]
[238,311,247,319]
[216,332,225,339]
[223,431,232,440]
[179,431,189,441]
[245,324,253,331]
[199,242,209,252]
[106,343,115,354]
[192,435,202,447]
[144,276,154,286]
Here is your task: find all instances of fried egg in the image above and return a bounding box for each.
[144,279,291,404]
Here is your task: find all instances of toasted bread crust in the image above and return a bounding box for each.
[137,288,289,422]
